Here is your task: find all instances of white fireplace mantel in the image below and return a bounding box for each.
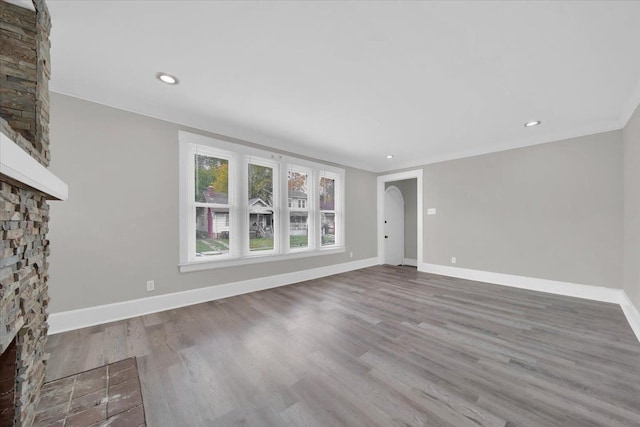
[4,0,35,11]
[0,132,68,201]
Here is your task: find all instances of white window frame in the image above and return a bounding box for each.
[186,143,236,263]
[246,156,280,256]
[287,165,313,253]
[179,131,345,272]
[319,171,343,249]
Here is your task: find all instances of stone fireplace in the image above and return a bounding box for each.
[0,338,17,427]
[0,0,67,426]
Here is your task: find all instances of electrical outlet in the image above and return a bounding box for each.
[451,257,457,264]
[349,251,354,258]
[146,280,155,291]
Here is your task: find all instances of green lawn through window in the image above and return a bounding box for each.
[196,238,229,254]
[249,237,274,251]
[289,235,308,248]
[198,235,331,253]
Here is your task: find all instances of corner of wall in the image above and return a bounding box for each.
[622,98,640,328]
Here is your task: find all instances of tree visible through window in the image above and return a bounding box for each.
[248,163,275,251]
[320,176,336,246]
[288,169,309,249]
[194,154,230,257]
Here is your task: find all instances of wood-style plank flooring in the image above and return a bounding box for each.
[45,266,640,426]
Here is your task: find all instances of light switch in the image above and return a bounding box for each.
[427,208,437,215]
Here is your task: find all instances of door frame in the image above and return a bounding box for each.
[384,185,405,265]
[377,169,423,268]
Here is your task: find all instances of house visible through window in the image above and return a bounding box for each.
[288,168,310,249]
[248,161,276,252]
[194,153,230,258]
[320,176,337,246]
[180,131,345,271]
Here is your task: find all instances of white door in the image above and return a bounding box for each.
[384,186,404,265]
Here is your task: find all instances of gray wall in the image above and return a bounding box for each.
[47,93,378,313]
[387,131,624,289]
[624,104,640,308]
[47,91,631,314]
[385,179,417,260]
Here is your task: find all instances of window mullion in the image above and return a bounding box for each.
[273,162,280,254]
[237,154,248,258]
[281,164,289,255]
[334,175,345,246]
[186,146,196,262]
[310,169,318,250]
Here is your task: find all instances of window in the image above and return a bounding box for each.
[288,167,310,250]
[248,160,277,253]
[193,149,232,259]
[320,175,338,247]
[179,131,345,271]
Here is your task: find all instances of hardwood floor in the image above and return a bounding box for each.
[45,266,640,426]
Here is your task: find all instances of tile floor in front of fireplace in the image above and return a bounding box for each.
[33,357,145,427]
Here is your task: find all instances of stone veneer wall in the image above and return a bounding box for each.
[0,1,52,426]
[0,184,50,427]
[0,0,50,167]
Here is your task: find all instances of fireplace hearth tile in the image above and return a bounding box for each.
[32,358,145,427]
[31,403,66,427]
[73,375,107,400]
[107,378,143,419]
[108,366,138,388]
[37,378,73,409]
[64,403,106,427]
[68,388,106,416]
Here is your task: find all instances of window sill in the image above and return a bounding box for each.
[179,246,345,273]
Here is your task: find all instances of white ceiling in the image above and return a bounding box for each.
[46,1,640,172]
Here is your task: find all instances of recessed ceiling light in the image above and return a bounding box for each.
[524,120,541,127]
[156,72,179,85]
[386,155,394,159]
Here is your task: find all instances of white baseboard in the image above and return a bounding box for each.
[48,258,640,344]
[419,263,622,303]
[419,262,640,343]
[620,292,640,341]
[48,257,378,335]
[403,258,418,267]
